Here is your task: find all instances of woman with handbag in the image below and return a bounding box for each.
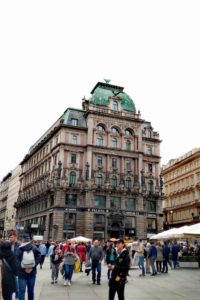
[63,242,76,286]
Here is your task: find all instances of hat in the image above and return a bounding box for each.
[22,233,30,240]
[116,239,125,244]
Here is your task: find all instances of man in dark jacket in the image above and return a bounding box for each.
[0,241,18,300]
[16,233,41,300]
[148,241,157,276]
[162,241,170,273]
[108,239,130,300]
[9,230,21,299]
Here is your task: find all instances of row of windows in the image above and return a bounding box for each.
[70,134,153,155]
[96,124,134,136]
[63,213,137,231]
[68,171,155,190]
[65,194,156,212]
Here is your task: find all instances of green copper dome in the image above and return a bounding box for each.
[89,82,136,113]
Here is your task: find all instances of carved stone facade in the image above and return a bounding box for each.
[162,148,200,229]
[15,81,163,241]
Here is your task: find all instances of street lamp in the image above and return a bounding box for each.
[170,210,173,228]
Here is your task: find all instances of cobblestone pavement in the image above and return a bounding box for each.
[34,257,200,300]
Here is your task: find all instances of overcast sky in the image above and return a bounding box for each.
[0,1,200,180]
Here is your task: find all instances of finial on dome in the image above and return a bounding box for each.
[104,79,111,84]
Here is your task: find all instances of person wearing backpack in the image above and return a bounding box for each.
[16,233,41,300]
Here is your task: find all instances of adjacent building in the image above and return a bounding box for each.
[0,172,12,235]
[162,148,200,229]
[5,165,21,232]
[15,81,163,241]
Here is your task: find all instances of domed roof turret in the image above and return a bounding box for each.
[89,82,136,113]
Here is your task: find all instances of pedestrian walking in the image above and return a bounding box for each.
[39,242,47,269]
[50,245,62,284]
[136,239,145,277]
[9,230,20,299]
[89,240,103,285]
[156,241,163,273]
[16,233,41,300]
[76,242,86,272]
[63,242,76,286]
[106,242,117,280]
[162,241,170,273]
[148,241,157,276]
[108,239,130,300]
[0,241,18,300]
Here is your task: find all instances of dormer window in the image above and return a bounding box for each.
[112,101,118,111]
[71,119,78,126]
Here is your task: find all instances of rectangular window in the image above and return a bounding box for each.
[72,135,77,144]
[125,216,135,228]
[94,195,106,208]
[147,201,156,213]
[63,213,76,230]
[147,218,156,233]
[71,153,77,164]
[126,160,131,171]
[110,196,121,209]
[147,146,152,155]
[71,119,78,126]
[148,163,153,173]
[97,156,103,166]
[65,194,77,206]
[97,136,103,146]
[94,214,105,230]
[112,158,117,169]
[125,198,136,211]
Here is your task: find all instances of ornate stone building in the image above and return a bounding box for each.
[15,81,163,241]
[162,148,200,229]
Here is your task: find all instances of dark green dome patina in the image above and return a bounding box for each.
[89,82,136,113]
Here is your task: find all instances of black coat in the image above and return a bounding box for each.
[0,241,18,297]
[111,248,130,282]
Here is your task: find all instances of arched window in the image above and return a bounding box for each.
[112,101,118,111]
[97,136,103,146]
[97,124,105,132]
[111,176,117,187]
[147,180,154,192]
[69,172,76,185]
[125,129,133,136]
[126,140,131,151]
[112,138,117,148]
[96,174,103,186]
[125,177,132,189]
[111,127,119,134]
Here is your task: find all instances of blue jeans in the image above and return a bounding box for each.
[138,256,145,275]
[64,264,74,281]
[18,273,36,300]
[92,261,101,283]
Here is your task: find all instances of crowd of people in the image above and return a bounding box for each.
[0,232,200,300]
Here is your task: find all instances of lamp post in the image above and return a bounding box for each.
[170,210,173,228]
